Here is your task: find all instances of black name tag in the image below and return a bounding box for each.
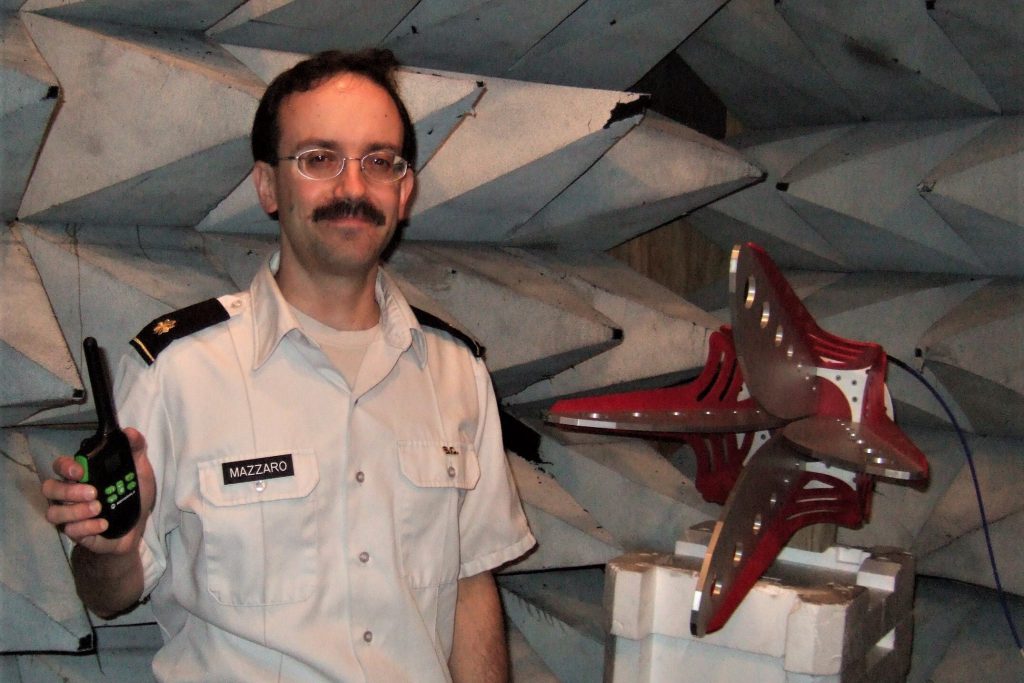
[222,454,295,485]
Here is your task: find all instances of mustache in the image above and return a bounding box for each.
[312,198,386,226]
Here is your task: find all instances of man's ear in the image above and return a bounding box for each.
[252,161,279,217]
[397,170,415,220]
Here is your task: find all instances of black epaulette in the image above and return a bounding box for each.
[411,307,485,359]
[130,298,230,365]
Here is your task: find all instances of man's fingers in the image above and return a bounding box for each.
[41,478,97,504]
[124,428,146,457]
[62,517,110,544]
[45,499,101,526]
[51,455,84,482]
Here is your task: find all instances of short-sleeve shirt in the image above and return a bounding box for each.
[116,254,535,682]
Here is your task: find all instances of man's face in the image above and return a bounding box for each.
[253,73,414,284]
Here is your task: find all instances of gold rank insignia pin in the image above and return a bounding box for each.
[130,298,230,366]
[153,319,177,335]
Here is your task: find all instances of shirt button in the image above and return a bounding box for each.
[447,466,457,478]
[231,299,242,309]
[254,480,266,492]
[359,551,370,563]
[355,471,365,483]
[363,630,373,643]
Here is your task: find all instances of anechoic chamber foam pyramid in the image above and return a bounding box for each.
[0,225,81,427]
[403,72,647,242]
[675,0,861,130]
[507,112,765,250]
[498,567,607,683]
[505,452,623,572]
[378,0,585,78]
[208,0,420,55]
[774,0,998,121]
[918,280,1024,437]
[499,0,727,91]
[912,576,1024,682]
[502,248,722,406]
[0,428,92,653]
[18,13,264,226]
[926,1,1024,115]
[527,423,721,554]
[21,0,243,31]
[0,12,59,223]
[205,0,727,94]
[690,117,1024,275]
[686,124,856,271]
[775,118,992,273]
[909,431,1024,595]
[681,0,1002,130]
[919,116,1024,275]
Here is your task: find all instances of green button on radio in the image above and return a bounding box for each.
[74,456,90,484]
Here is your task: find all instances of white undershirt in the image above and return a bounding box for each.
[290,306,381,388]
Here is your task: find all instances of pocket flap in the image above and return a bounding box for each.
[199,450,319,506]
[398,442,480,489]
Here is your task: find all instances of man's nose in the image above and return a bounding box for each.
[334,158,367,198]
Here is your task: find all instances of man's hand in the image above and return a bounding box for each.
[40,427,155,617]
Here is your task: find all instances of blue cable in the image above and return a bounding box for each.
[887,354,1023,656]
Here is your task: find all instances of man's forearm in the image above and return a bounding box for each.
[71,544,145,619]
[449,571,508,683]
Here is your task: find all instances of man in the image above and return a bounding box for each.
[42,49,535,682]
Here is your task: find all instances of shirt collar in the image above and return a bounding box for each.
[250,252,427,370]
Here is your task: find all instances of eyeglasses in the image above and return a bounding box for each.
[278,149,410,183]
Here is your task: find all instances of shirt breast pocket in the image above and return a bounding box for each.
[396,441,480,589]
[197,450,319,606]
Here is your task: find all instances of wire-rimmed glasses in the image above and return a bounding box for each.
[278,149,410,183]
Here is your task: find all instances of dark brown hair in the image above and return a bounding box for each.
[251,49,417,170]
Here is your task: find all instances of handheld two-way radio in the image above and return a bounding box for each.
[74,337,140,539]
